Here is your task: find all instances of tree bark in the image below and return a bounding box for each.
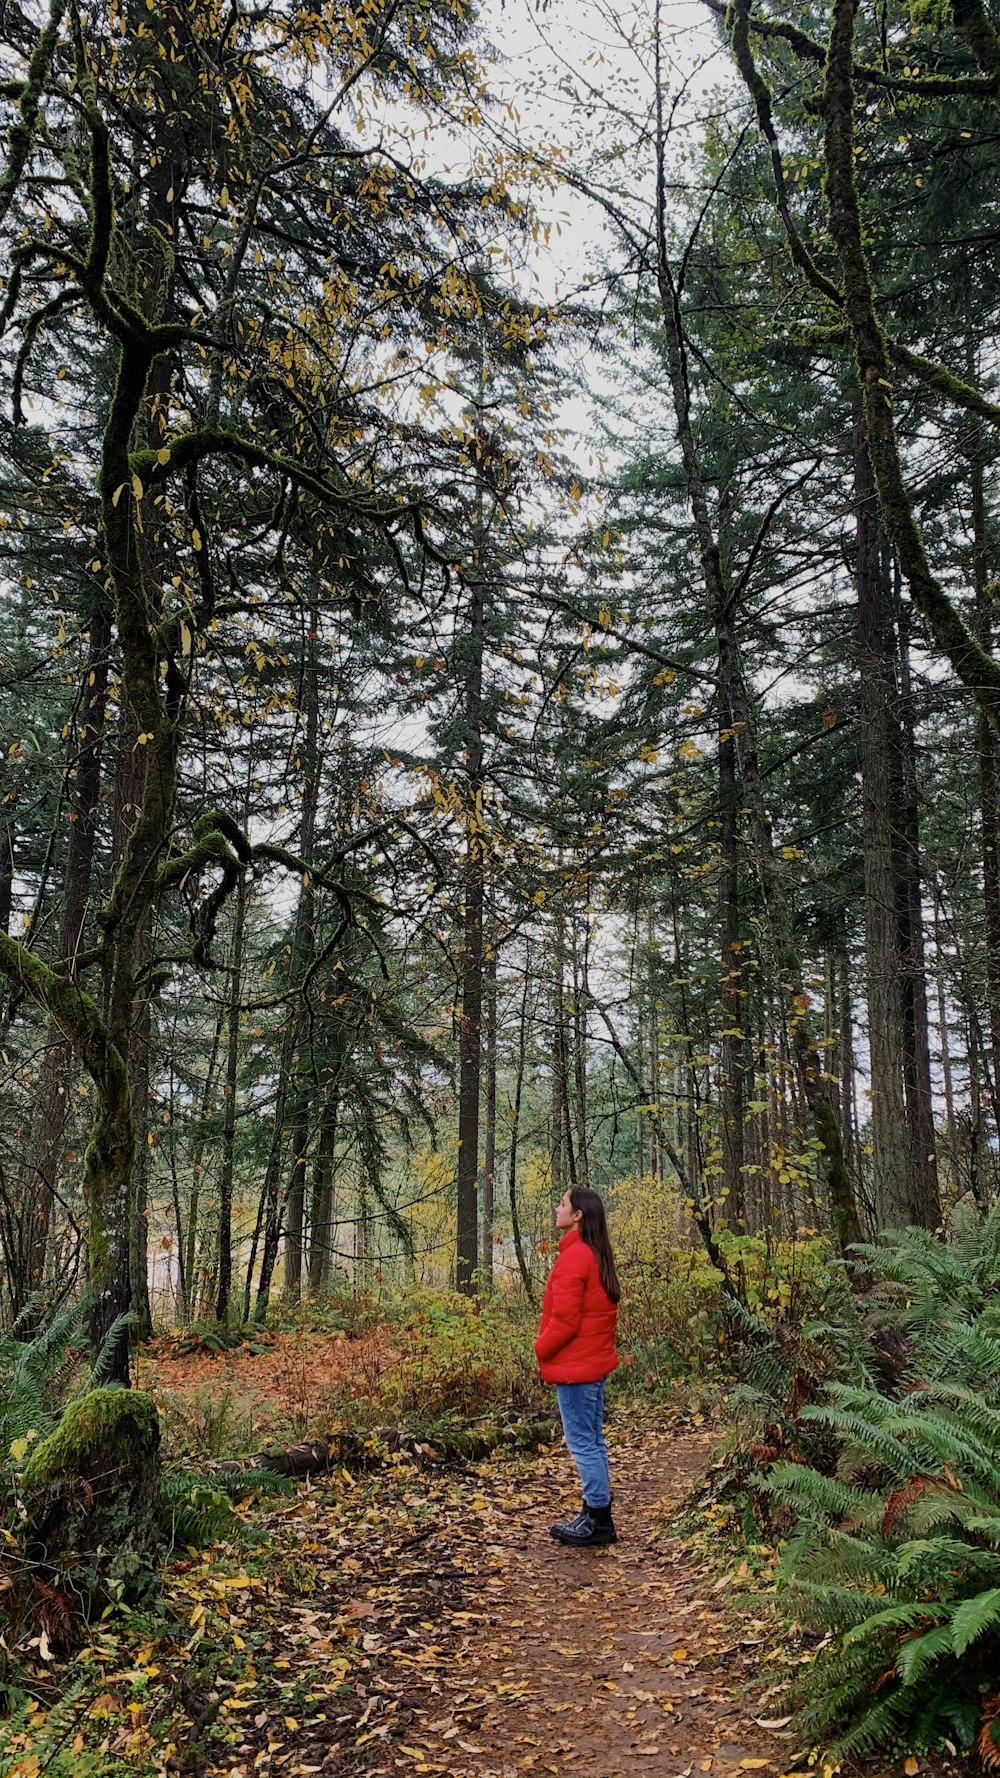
[855,424,912,1228]
[455,566,485,1292]
[508,961,534,1300]
[250,1014,298,1323]
[215,870,247,1323]
[307,1085,339,1297]
[972,450,1000,1125]
[480,917,497,1281]
[26,601,111,1307]
[893,575,940,1226]
[283,615,321,1304]
[718,668,745,1229]
[183,1010,224,1321]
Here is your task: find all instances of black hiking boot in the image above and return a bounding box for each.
[549,1506,587,1540]
[551,1502,617,1547]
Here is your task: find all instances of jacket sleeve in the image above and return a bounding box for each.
[534,1251,587,1363]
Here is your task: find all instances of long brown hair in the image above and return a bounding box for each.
[570,1187,620,1304]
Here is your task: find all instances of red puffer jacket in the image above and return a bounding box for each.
[534,1228,618,1385]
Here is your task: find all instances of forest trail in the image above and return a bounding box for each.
[399,1424,788,1778]
[216,1420,796,1778]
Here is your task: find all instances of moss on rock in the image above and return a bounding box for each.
[23,1388,161,1593]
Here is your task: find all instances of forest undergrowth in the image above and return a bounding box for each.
[6,1216,1000,1776]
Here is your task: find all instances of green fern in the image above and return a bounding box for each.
[158,1464,295,1552]
[950,1586,1000,1655]
[762,1214,1000,1758]
[0,1298,89,1459]
[159,1476,238,1552]
[88,1313,136,1390]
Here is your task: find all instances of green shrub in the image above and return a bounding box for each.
[383,1288,544,1423]
[763,1209,1000,1760]
[612,1174,838,1386]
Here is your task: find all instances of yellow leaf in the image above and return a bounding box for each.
[9,1436,29,1461]
[132,474,143,500]
[111,483,126,506]
[191,529,202,551]
[157,446,171,465]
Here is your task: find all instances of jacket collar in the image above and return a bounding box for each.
[558,1227,582,1253]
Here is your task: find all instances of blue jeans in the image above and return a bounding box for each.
[555,1377,611,1507]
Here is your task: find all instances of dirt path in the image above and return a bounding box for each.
[436,1425,782,1778]
[354,1422,788,1778]
[214,1416,795,1778]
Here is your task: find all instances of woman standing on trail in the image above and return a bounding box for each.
[534,1186,620,1547]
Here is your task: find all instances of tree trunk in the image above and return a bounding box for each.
[549,898,567,1198]
[215,871,247,1323]
[26,601,111,1307]
[480,918,497,1281]
[509,956,534,1300]
[972,453,1000,1125]
[893,573,940,1227]
[837,955,858,1191]
[307,1085,339,1297]
[649,45,860,1253]
[248,1015,298,1323]
[128,981,154,1340]
[283,614,321,1303]
[571,907,591,1191]
[855,424,913,1229]
[0,809,13,938]
[183,1010,224,1321]
[455,567,485,1292]
[933,891,956,1188]
[718,666,745,1229]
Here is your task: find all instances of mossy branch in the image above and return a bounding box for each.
[706,0,997,94]
[154,824,243,896]
[888,341,1000,426]
[154,813,368,967]
[130,426,404,523]
[0,931,125,1101]
[786,327,1000,425]
[0,0,67,233]
[0,243,36,339]
[726,0,842,308]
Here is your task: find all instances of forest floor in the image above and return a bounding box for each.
[139,1326,401,1455]
[188,1416,809,1778]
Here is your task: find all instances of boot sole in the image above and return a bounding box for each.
[552,1529,618,1546]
